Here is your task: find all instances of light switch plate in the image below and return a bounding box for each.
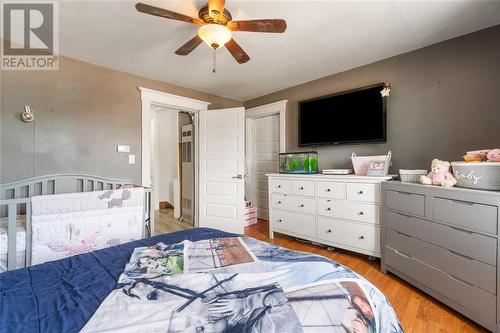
[128,154,136,164]
[117,145,130,153]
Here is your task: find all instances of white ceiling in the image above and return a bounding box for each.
[59,1,500,101]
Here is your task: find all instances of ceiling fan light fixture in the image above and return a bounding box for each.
[198,23,232,48]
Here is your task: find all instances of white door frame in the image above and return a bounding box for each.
[139,87,210,232]
[245,100,287,210]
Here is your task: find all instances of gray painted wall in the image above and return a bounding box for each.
[0,56,242,184]
[244,25,500,172]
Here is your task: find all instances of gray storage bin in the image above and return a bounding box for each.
[451,162,500,191]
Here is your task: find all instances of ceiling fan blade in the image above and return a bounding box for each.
[225,38,250,64]
[208,0,225,21]
[227,19,287,33]
[175,35,203,55]
[135,3,203,25]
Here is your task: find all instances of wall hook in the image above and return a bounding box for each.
[21,105,35,122]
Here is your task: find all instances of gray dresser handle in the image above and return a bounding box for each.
[395,230,412,238]
[395,211,413,219]
[397,191,414,196]
[449,250,475,261]
[447,273,475,287]
[448,225,474,234]
[450,199,475,206]
[394,249,412,259]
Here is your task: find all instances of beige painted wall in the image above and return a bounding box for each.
[244,25,500,172]
[1,56,242,184]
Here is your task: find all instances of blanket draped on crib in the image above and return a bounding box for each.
[30,187,144,265]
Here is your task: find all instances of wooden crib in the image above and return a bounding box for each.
[0,174,153,271]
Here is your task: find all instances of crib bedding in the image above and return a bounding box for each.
[0,215,26,271]
[1,228,403,333]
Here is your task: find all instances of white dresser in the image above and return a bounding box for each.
[267,174,393,257]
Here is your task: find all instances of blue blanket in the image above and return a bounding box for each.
[0,228,235,333]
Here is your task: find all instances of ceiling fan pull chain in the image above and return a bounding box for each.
[212,47,217,73]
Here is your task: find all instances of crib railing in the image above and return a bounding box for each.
[0,189,153,271]
[0,198,32,270]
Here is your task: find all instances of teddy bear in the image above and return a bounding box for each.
[420,159,457,187]
[486,149,500,162]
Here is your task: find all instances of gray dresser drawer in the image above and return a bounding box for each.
[386,190,425,216]
[385,210,496,265]
[385,246,496,324]
[433,197,498,235]
[386,228,496,294]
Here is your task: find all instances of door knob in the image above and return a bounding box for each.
[232,174,243,179]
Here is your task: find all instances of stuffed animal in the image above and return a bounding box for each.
[486,149,500,162]
[463,149,490,162]
[420,159,457,187]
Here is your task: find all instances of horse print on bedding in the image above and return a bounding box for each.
[82,237,403,333]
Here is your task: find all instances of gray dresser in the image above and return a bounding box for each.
[381,181,500,332]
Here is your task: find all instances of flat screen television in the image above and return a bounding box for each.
[298,83,387,146]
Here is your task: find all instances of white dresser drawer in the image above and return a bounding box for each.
[291,180,315,196]
[269,178,291,194]
[317,218,380,255]
[271,194,316,215]
[272,210,315,238]
[347,183,380,203]
[318,199,379,224]
[316,181,345,199]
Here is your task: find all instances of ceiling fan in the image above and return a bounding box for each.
[135,1,287,71]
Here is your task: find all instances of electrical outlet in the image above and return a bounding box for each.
[117,145,130,153]
[128,154,136,164]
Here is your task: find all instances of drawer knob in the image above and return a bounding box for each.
[278,201,282,204]
[326,207,331,211]
[299,204,304,208]
[277,219,282,222]
[358,191,364,195]
[326,188,331,192]
[326,229,332,233]
[359,235,365,240]
[277,185,281,188]
[299,186,304,190]
[358,211,364,215]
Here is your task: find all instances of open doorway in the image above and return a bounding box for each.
[245,100,287,222]
[151,106,195,234]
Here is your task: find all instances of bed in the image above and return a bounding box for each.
[0,227,403,333]
[0,174,153,271]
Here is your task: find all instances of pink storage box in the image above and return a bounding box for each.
[351,151,392,175]
[244,206,257,226]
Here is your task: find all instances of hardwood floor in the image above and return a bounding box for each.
[154,209,193,235]
[244,219,488,333]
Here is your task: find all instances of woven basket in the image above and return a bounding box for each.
[351,151,391,175]
[399,169,427,183]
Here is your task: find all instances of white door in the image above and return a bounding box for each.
[199,107,245,234]
[253,115,279,220]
